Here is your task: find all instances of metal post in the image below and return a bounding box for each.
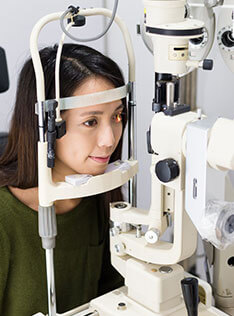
[46,249,57,316]
[128,81,137,207]
[37,102,57,316]
[180,70,197,111]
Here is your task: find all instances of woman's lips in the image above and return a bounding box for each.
[89,156,110,163]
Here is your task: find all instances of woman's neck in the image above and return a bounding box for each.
[8,186,82,214]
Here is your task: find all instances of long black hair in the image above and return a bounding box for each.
[0,44,127,211]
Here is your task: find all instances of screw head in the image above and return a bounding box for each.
[159,266,173,274]
[110,227,120,237]
[115,203,128,209]
[114,243,125,255]
[117,302,127,310]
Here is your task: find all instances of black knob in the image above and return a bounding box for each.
[202,59,213,71]
[181,277,199,316]
[68,15,86,27]
[155,159,179,183]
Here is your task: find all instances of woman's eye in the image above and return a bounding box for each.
[113,113,123,123]
[83,119,97,127]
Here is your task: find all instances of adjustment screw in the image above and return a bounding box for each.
[145,228,160,244]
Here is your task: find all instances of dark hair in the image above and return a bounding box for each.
[0,44,127,210]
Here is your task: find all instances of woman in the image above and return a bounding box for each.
[0,44,126,315]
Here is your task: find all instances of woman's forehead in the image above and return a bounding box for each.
[73,76,115,96]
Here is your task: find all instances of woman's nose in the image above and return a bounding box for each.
[97,124,115,148]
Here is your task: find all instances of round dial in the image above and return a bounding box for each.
[155,159,180,183]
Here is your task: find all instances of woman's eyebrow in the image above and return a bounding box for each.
[80,104,124,117]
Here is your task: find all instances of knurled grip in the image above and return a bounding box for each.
[38,205,57,249]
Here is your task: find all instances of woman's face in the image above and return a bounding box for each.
[53,77,124,181]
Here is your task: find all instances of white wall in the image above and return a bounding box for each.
[0,0,105,132]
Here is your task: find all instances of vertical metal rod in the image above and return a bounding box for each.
[37,102,57,315]
[166,82,175,108]
[37,101,46,142]
[128,81,137,207]
[190,71,197,110]
[136,225,142,238]
[46,249,57,316]
[180,71,197,111]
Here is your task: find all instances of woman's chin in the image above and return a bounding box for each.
[89,168,107,176]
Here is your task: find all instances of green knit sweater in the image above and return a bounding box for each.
[0,187,123,316]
